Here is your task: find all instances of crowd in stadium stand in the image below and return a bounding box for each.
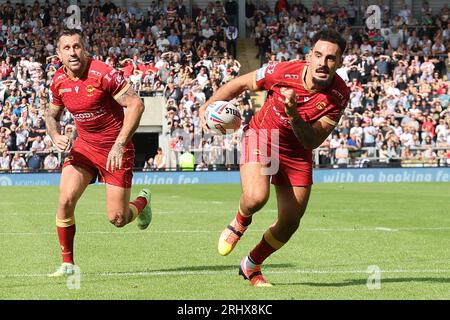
[0,0,449,172]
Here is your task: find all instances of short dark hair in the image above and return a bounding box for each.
[311,29,347,56]
[57,28,83,48]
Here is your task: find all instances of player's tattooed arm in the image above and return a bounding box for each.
[45,105,71,152]
[115,85,142,108]
[45,105,64,140]
[108,86,144,172]
[114,86,145,145]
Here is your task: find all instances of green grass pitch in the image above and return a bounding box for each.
[1,182,450,300]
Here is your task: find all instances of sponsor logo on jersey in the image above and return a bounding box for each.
[284,74,299,79]
[115,74,124,86]
[303,96,310,103]
[315,101,328,110]
[331,89,344,100]
[74,86,79,93]
[256,65,267,82]
[89,69,102,77]
[86,84,95,96]
[55,74,65,81]
[104,74,112,82]
[73,107,107,122]
[266,62,278,75]
[59,88,72,94]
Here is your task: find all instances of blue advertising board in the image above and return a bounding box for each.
[1,168,450,187]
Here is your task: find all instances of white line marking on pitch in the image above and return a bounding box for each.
[1,226,449,236]
[2,269,450,279]
[375,227,399,232]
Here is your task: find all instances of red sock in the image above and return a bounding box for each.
[57,225,76,264]
[130,197,147,215]
[236,210,252,226]
[249,237,277,265]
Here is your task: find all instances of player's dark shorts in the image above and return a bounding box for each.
[240,125,313,187]
[62,138,135,188]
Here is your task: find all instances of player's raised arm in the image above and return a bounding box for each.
[200,70,260,130]
[107,85,145,172]
[282,89,337,150]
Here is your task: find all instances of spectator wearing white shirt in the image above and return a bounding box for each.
[0,151,10,171]
[435,119,448,138]
[420,56,435,75]
[362,120,378,147]
[359,38,372,55]
[44,151,60,172]
[202,23,215,40]
[15,124,29,151]
[406,30,419,49]
[350,119,363,139]
[195,67,209,89]
[398,4,411,24]
[31,135,45,151]
[372,111,385,127]
[388,28,402,50]
[399,127,415,147]
[276,44,290,61]
[335,141,349,167]
[431,40,446,56]
[156,32,170,52]
[10,153,26,173]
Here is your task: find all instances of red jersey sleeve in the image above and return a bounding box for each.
[101,67,131,100]
[321,82,350,126]
[49,76,64,108]
[254,62,283,90]
[321,103,345,126]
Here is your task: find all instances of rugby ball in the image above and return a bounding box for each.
[205,101,242,134]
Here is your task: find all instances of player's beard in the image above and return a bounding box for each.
[312,76,333,88]
[312,66,334,88]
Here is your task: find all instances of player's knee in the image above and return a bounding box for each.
[59,196,77,211]
[279,215,302,235]
[242,192,269,213]
[109,213,127,228]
